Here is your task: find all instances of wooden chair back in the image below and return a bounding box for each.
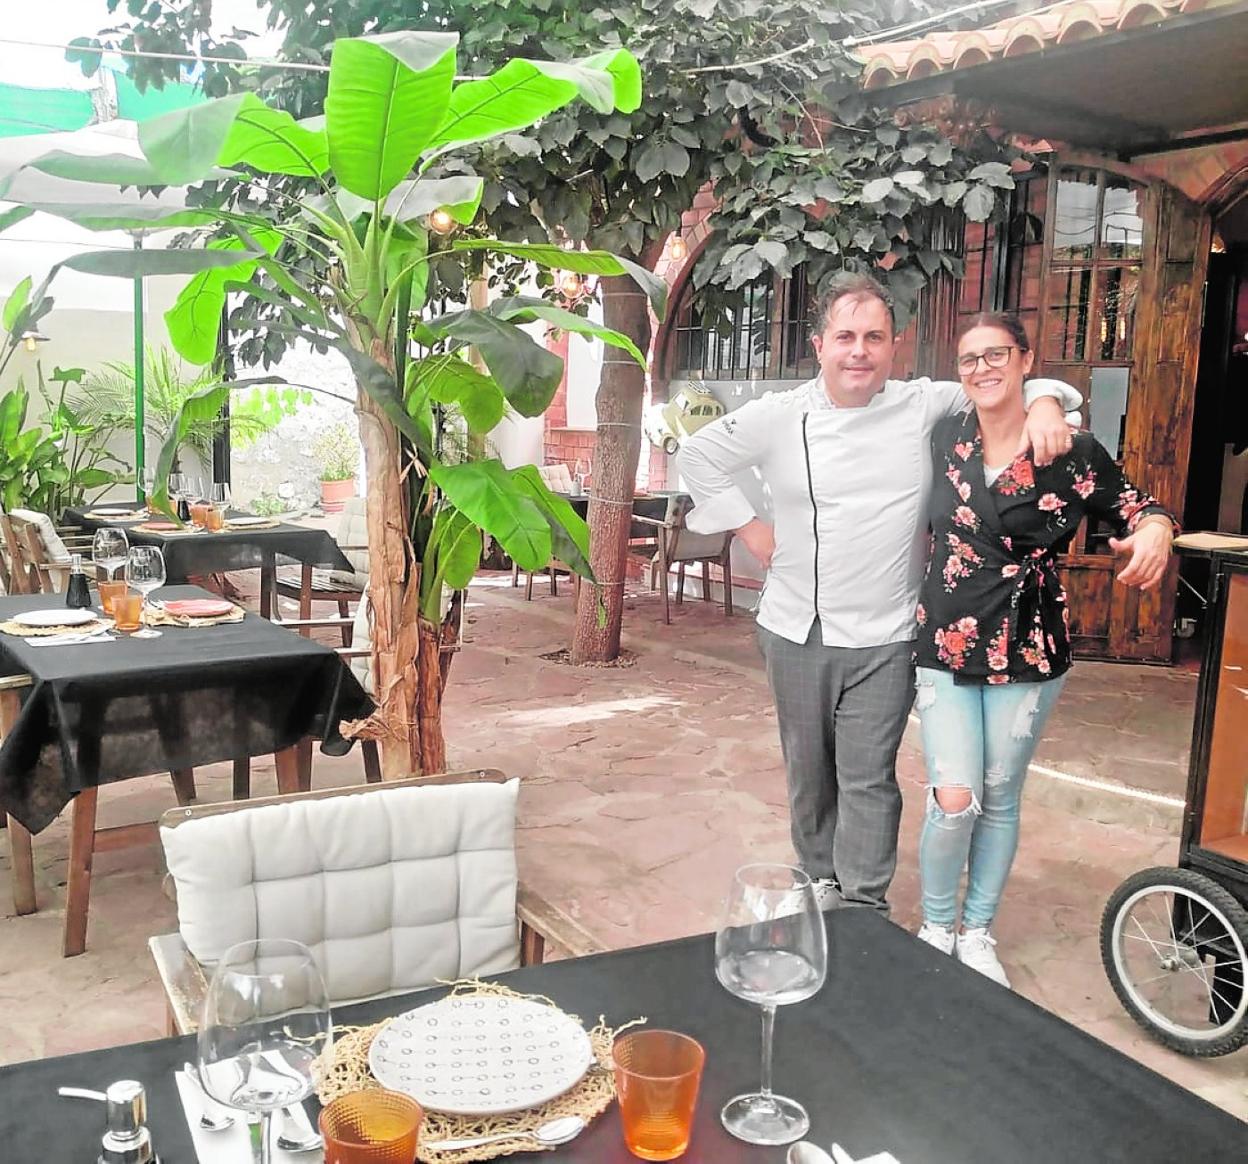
[0,512,47,595]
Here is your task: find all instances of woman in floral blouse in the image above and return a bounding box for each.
[912,312,1174,988]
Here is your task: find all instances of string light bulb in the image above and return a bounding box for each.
[559,271,583,298]
[20,330,47,353]
[669,234,688,262]
[428,208,456,235]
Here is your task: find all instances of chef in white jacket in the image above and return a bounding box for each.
[677,271,1081,914]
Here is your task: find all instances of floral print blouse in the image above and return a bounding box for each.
[913,411,1173,685]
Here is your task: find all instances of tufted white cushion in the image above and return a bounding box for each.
[160,779,521,1004]
[329,497,369,585]
[351,592,374,694]
[11,508,71,565]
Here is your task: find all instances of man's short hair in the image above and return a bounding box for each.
[812,271,896,336]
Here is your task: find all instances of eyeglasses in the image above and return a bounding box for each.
[957,345,1018,373]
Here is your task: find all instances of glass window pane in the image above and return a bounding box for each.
[1052,169,1099,261]
[1095,266,1140,361]
[1089,366,1131,460]
[1100,178,1144,260]
[1045,267,1093,361]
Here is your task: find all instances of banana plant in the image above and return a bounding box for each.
[0,31,664,776]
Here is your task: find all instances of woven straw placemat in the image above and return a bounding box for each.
[0,616,113,637]
[224,518,281,530]
[144,605,245,629]
[133,522,200,536]
[82,509,145,522]
[315,979,643,1162]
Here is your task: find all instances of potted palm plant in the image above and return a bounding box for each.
[311,422,359,513]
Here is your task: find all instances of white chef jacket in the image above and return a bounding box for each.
[677,375,1082,648]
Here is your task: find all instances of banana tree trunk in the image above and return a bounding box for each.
[569,271,651,663]
[351,341,429,778]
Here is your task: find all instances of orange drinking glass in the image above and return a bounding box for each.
[319,1090,423,1164]
[612,1030,705,1161]
[190,502,209,528]
[204,505,225,532]
[98,579,128,616]
[113,591,143,632]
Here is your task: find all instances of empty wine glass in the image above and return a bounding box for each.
[92,528,129,581]
[125,545,166,639]
[198,939,332,1164]
[211,482,232,509]
[715,863,828,1145]
[139,467,157,510]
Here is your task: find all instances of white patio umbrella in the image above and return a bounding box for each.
[0,120,194,495]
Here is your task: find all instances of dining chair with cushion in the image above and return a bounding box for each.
[0,509,74,594]
[632,495,734,624]
[273,497,369,646]
[149,770,603,1034]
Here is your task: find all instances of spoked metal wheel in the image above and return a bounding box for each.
[1101,867,1248,1057]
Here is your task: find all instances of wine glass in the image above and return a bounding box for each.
[715,863,828,1145]
[125,545,166,639]
[92,528,129,581]
[211,482,232,509]
[197,939,332,1164]
[139,467,157,511]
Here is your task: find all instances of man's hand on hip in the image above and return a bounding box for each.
[1017,395,1076,466]
[735,518,775,569]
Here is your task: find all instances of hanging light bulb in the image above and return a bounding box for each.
[559,271,583,298]
[428,208,456,235]
[20,330,47,353]
[669,234,688,262]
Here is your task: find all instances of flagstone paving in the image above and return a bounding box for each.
[1,571,1242,1124]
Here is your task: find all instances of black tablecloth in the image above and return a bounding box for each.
[0,911,1242,1163]
[0,587,373,833]
[63,507,352,584]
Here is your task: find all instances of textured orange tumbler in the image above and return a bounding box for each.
[612,1029,705,1160]
[319,1090,423,1164]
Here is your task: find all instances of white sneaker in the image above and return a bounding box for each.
[811,877,840,911]
[956,927,1011,988]
[917,922,956,956]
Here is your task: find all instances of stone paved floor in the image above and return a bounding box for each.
[1,572,1244,1126]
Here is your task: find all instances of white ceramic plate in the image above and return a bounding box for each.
[226,516,273,527]
[12,608,96,627]
[368,994,594,1116]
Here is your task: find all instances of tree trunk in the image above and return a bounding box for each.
[569,272,652,663]
[347,340,430,778]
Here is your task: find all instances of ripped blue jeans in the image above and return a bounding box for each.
[915,666,1066,930]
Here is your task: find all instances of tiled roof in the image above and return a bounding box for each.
[859,0,1220,89]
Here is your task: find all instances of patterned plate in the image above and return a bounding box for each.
[367,994,594,1116]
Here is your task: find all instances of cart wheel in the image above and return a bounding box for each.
[1101,866,1248,1057]
[662,436,679,455]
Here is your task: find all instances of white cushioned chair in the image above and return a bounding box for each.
[274,497,368,645]
[1,509,73,594]
[150,771,601,1033]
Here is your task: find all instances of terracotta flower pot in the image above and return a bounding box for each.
[320,477,356,514]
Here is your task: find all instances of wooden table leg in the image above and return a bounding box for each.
[63,788,99,958]
[296,738,314,792]
[298,563,313,636]
[7,814,35,916]
[169,769,196,805]
[232,758,251,800]
[274,746,303,795]
[259,551,275,620]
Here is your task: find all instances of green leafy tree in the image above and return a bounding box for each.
[76,1,1014,662]
[3,31,657,774]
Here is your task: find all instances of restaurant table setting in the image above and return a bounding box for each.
[0,584,372,833]
[64,504,352,584]
[3,902,1246,1163]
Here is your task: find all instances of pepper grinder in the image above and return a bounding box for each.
[58,1080,158,1164]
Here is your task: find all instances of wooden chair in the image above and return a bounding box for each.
[511,558,583,602]
[149,770,604,1035]
[272,498,368,646]
[0,510,71,595]
[632,495,734,624]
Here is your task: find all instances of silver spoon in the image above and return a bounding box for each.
[788,1144,835,1164]
[181,1063,235,1132]
[428,1114,586,1152]
[275,1105,323,1153]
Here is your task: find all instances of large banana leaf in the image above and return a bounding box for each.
[452,240,668,319]
[2,277,31,333]
[150,381,231,517]
[426,51,638,152]
[428,459,551,571]
[165,229,283,365]
[508,464,593,579]
[0,199,227,232]
[325,32,458,201]
[218,94,331,176]
[488,297,646,366]
[436,310,564,417]
[58,241,266,279]
[334,176,484,226]
[421,505,483,618]
[18,150,235,189]
[407,354,506,434]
